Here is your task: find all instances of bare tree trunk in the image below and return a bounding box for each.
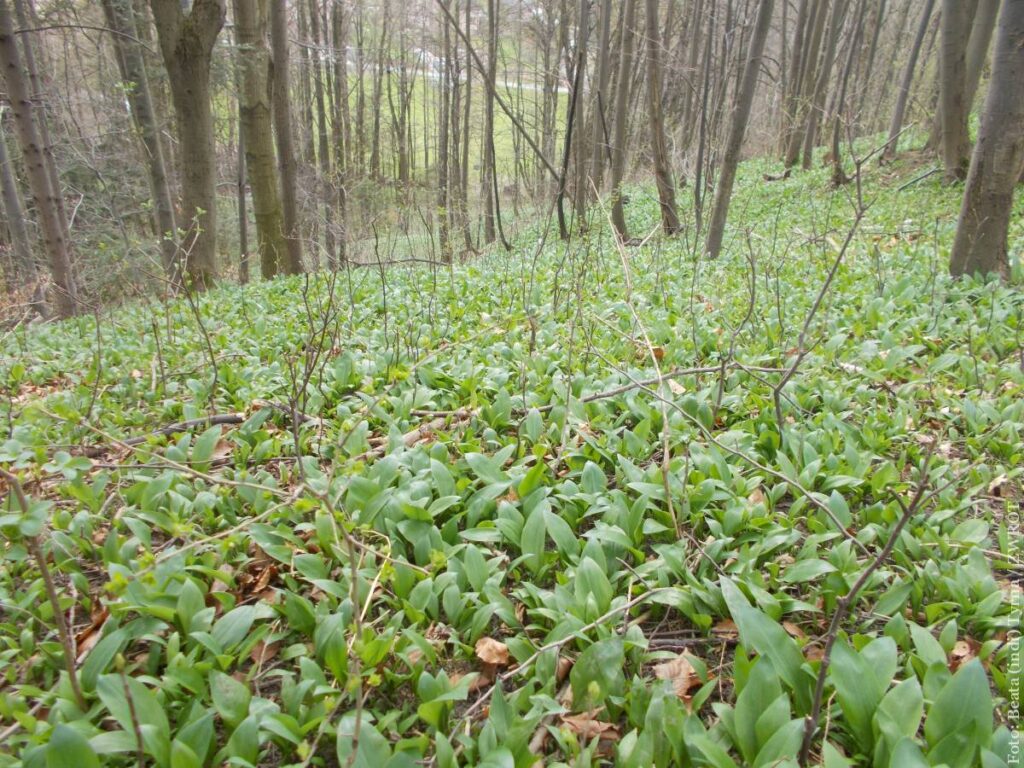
[437,0,452,262]
[587,0,613,198]
[102,0,178,277]
[705,0,774,259]
[270,0,304,274]
[234,0,287,278]
[150,0,225,289]
[939,0,976,181]
[784,0,828,167]
[883,0,934,160]
[800,0,849,169]
[609,0,637,241]
[331,0,349,264]
[0,0,77,314]
[645,0,680,235]
[481,0,498,244]
[309,0,335,267]
[950,0,1024,278]
[0,112,34,279]
[964,0,1000,110]
[236,115,250,284]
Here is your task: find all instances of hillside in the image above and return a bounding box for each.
[1,154,1022,767]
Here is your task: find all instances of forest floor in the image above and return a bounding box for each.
[1,146,1022,767]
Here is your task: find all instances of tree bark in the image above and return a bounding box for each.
[609,0,637,242]
[234,0,287,279]
[0,0,77,315]
[938,0,976,181]
[950,0,1024,279]
[705,0,774,259]
[645,0,680,234]
[270,0,304,274]
[883,0,935,160]
[150,0,225,289]
[0,112,34,280]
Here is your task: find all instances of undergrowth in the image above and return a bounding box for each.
[0,150,1021,767]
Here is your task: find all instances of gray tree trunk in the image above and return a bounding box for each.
[270,0,304,274]
[883,0,935,160]
[0,0,77,315]
[0,112,34,279]
[150,0,225,289]
[939,0,976,181]
[705,0,775,258]
[950,0,1024,278]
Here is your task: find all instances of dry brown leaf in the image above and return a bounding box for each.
[948,639,978,672]
[712,619,739,641]
[475,636,510,667]
[782,621,806,639]
[250,639,280,665]
[556,656,574,683]
[653,654,699,698]
[561,711,620,741]
[804,644,825,662]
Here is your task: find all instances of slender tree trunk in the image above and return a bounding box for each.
[645,0,680,234]
[481,0,498,244]
[102,0,178,277]
[150,0,225,289]
[939,0,976,181]
[237,116,250,284]
[784,0,828,167]
[309,0,335,267]
[705,0,774,259]
[437,0,452,262]
[609,0,637,241]
[950,0,1024,278]
[964,0,1000,110]
[331,0,349,264]
[588,0,613,195]
[801,0,849,169]
[0,0,77,315]
[0,113,34,279]
[883,0,935,160]
[234,0,287,279]
[270,0,304,274]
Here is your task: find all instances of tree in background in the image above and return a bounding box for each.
[0,0,77,316]
[950,0,1024,278]
[705,0,775,259]
[150,0,226,289]
[234,0,287,279]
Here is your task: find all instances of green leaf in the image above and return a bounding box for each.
[781,558,837,584]
[924,660,993,759]
[570,638,624,709]
[210,671,251,729]
[48,724,101,768]
[211,605,256,650]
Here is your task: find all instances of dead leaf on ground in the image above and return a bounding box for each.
[712,619,739,641]
[250,639,280,665]
[782,621,806,639]
[475,636,510,667]
[561,711,620,742]
[804,644,825,662]
[949,639,979,672]
[653,653,699,698]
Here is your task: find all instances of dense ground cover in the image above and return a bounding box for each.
[0,152,1021,767]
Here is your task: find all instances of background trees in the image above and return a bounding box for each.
[0,0,1019,311]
